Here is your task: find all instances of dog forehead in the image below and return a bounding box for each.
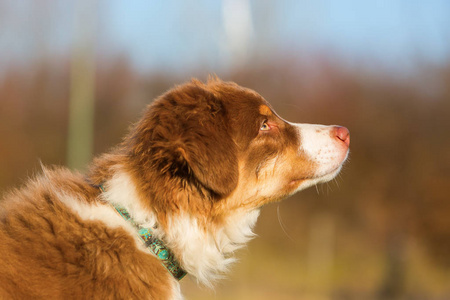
[258,104,273,116]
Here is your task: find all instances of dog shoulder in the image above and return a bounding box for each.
[0,167,176,299]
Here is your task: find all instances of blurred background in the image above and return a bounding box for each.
[1,1,449,299]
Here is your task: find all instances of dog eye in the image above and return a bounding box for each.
[260,121,271,131]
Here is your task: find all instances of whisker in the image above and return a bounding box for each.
[334,178,340,189]
[326,182,333,194]
[277,204,296,243]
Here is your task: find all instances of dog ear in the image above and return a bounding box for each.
[132,82,239,197]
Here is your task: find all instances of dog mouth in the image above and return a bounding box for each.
[310,149,350,181]
[289,163,344,186]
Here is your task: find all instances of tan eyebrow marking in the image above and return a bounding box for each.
[259,105,273,116]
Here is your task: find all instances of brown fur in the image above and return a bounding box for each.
[89,79,282,229]
[0,78,347,299]
[0,168,171,299]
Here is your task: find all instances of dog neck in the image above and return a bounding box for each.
[98,167,260,287]
[98,185,187,281]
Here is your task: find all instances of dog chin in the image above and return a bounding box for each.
[314,165,343,183]
[289,164,344,193]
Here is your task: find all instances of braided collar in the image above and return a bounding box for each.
[98,185,187,281]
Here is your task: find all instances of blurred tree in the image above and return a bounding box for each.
[67,1,97,170]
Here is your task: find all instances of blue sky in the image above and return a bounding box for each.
[0,1,449,73]
[102,0,450,71]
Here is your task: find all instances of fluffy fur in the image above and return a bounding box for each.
[0,78,349,299]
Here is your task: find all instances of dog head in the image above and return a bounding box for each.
[123,77,349,220]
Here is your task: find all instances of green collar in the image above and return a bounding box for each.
[99,185,187,280]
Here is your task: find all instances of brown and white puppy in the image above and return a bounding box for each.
[0,78,349,299]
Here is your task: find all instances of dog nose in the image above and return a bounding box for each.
[334,126,350,147]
